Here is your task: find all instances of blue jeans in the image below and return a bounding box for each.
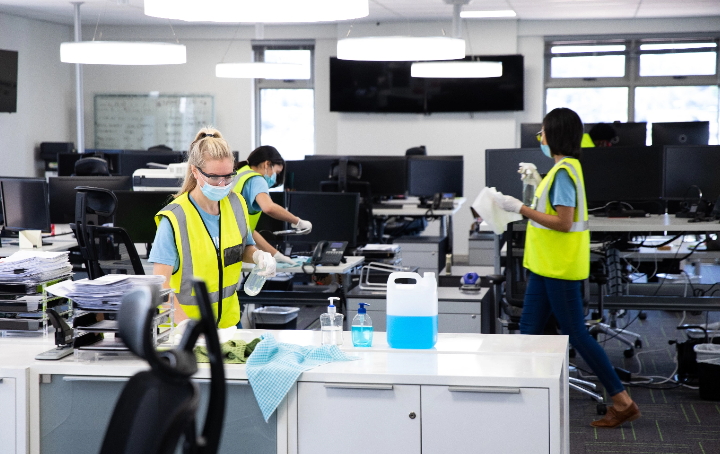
[520,272,625,396]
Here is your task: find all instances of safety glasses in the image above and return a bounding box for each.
[197,167,237,186]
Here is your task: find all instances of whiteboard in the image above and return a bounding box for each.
[94,94,215,150]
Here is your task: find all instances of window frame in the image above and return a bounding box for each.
[252,40,315,152]
[544,35,720,122]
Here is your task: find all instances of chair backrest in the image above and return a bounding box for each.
[74,157,111,176]
[100,280,226,454]
[327,159,362,192]
[72,187,144,279]
[406,145,427,156]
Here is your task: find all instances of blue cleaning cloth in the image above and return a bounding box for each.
[246,333,359,421]
[275,258,306,269]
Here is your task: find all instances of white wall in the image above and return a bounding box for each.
[0,13,73,177]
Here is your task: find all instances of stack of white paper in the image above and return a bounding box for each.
[46,274,166,311]
[0,250,72,285]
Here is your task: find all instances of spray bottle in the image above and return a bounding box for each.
[320,297,344,346]
[519,162,542,208]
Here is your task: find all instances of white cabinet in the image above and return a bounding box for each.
[0,377,17,454]
[297,382,421,454]
[421,385,549,454]
[296,383,550,454]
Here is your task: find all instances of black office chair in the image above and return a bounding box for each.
[74,157,111,176]
[71,186,144,279]
[405,145,427,156]
[99,279,226,454]
[320,158,375,244]
[498,223,607,414]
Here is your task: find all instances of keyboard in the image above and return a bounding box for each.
[373,203,405,209]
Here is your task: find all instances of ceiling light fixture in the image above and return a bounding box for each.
[460,10,517,18]
[216,62,308,79]
[60,41,186,65]
[145,0,369,23]
[411,61,502,78]
[337,37,466,62]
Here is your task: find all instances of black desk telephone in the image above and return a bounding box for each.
[419,193,455,210]
[311,241,348,266]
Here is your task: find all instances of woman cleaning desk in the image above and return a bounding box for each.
[149,127,277,328]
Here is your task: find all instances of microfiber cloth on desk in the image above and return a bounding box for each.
[194,338,261,364]
[275,258,307,269]
[246,332,359,421]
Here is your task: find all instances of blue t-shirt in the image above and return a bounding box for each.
[240,175,270,214]
[148,194,255,272]
[548,160,577,209]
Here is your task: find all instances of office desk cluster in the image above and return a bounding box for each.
[0,331,569,454]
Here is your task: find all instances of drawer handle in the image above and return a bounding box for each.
[63,376,129,383]
[195,378,249,385]
[448,386,520,394]
[324,383,393,390]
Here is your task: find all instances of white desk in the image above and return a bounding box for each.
[0,235,78,258]
[0,331,569,454]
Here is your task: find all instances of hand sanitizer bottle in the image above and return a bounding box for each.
[320,297,344,346]
[351,302,373,347]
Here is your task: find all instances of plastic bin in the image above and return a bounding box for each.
[253,306,299,330]
[694,343,720,401]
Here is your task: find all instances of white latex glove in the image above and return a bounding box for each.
[518,162,542,186]
[252,250,277,278]
[273,251,296,265]
[291,218,312,233]
[492,192,524,214]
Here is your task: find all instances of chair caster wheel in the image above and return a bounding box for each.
[597,403,607,415]
[624,348,634,358]
[639,312,647,320]
[569,348,576,359]
[634,339,642,349]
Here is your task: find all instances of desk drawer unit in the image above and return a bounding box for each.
[394,236,447,275]
[39,375,276,454]
[469,234,496,266]
[0,377,16,454]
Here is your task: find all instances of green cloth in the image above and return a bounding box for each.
[194,338,261,364]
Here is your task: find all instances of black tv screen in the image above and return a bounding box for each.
[330,55,523,113]
[0,49,18,113]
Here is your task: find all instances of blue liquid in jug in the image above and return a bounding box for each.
[387,315,438,349]
[351,326,373,347]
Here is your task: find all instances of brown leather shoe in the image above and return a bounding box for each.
[590,402,641,428]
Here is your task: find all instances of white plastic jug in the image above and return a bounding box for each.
[386,272,438,349]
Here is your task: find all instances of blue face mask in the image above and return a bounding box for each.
[540,144,552,158]
[264,172,277,187]
[200,175,233,201]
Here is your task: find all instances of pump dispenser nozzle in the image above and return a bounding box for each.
[358,302,370,314]
[327,297,340,315]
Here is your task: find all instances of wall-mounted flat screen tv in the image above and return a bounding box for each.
[330,54,523,114]
[0,49,18,113]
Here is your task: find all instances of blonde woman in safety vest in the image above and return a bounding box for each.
[233,145,312,265]
[149,127,277,328]
[494,108,640,428]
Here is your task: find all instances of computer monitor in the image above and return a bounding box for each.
[57,152,83,176]
[346,156,407,197]
[117,151,184,177]
[284,159,335,192]
[255,191,286,234]
[407,156,464,198]
[48,176,132,224]
[520,123,542,148]
[580,146,664,203]
[652,121,710,147]
[485,148,555,200]
[663,145,720,201]
[0,178,51,232]
[113,191,175,244]
[286,191,359,248]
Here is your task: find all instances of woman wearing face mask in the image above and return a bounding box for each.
[493,108,640,428]
[234,146,312,265]
[149,128,277,328]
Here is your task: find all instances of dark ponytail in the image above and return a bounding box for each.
[238,145,286,187]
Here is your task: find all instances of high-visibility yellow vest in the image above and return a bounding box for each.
[524,157,590,281]
[155,191,251,328]
[233,165,263,232]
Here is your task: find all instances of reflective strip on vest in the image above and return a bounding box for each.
[529,162,589,232]
[165,192,248,308]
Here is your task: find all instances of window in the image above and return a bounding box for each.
[545,38,720,145]
[254,42,314,161]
